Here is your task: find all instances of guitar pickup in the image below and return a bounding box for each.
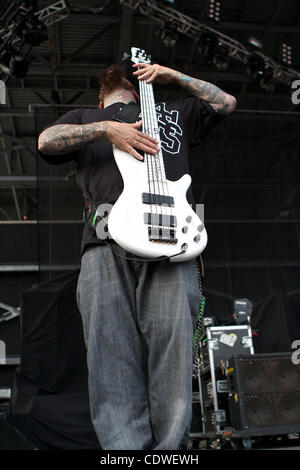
[144,213,177,228]
[142,193,174,207]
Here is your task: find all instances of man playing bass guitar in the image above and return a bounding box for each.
[38,58,236,450]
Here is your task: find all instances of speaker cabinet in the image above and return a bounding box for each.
[226,353,300,436]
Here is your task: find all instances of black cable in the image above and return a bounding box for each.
[104,239,185,263]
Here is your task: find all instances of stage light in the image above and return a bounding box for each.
[259,67,275,93]
[281,42,292,66]
[156,23,178,48]
[245,54,265,79]
[197,32,218,59]
[208,0,221,23]
[212,45,230,70]
[161,29,177,47]
[9,55,30,78]
[247,36,263,50]
[23,27,48,46]
[198,34,231,70]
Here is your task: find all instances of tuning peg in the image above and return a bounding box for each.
[122,52,130,61]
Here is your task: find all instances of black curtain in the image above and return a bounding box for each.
[11,270,100,450]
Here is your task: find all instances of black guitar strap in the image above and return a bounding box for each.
[112,101,141,124]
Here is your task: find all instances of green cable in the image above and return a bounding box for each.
[92,211,98,227]
[193,296,206,343]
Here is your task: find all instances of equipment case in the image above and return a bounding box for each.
[197,324,254,435]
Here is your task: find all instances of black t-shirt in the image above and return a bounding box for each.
[38,97,224,257]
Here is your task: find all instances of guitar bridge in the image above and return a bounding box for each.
[148,226,177,244]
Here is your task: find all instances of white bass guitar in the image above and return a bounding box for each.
[107,47,207,262]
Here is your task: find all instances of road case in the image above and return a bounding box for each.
[197,324,254,435]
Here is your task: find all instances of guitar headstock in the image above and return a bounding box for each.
[130,47,152,65]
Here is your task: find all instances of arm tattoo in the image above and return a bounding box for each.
[174,72,236,115]
[38,121,109,155]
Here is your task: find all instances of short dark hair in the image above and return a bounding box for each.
[99,64,136,101]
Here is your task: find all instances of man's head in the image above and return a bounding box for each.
[98,64,139,108]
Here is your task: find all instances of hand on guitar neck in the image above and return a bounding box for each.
[38,119,159,161]
[132,63,176,84]
[106,120,160,161]
[133,61,236,115]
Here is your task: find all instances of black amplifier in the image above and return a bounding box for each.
[226,353,300,436]
[197,325,254,435]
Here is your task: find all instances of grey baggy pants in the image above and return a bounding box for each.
[76,243,201,450]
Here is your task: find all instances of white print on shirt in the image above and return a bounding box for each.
[139,103,183,155]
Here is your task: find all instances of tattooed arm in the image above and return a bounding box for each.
[173,72,236,115]
[133,63,236,115]
[38,122,108,155]
[38,120,159,161]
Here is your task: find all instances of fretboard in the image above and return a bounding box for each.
[138,78,167,189]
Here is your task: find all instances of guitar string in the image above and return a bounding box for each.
[145,79,170,238]
[140,78,160,224]
[141,79,161,222]
[147,80,174,237]
[139,61,174,241]
[143,79,168,235]
[148,82,172,206]
[138,72,155,219]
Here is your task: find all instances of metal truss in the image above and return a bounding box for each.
[120,0,300,86]
[0,1,69,53]
[34,0,70,27]
[0,302,20,322]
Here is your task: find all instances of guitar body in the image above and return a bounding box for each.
[108,146,207,262]
[105,46,208,262]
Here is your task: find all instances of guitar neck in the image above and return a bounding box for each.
[138,78,167,182]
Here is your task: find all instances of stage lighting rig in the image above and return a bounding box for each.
[120,0,300,89]
[157,22,178,48]
[245,53,276,93]
[247,36,263,51]
[197,33,231,71]
[197,32,218,59]
[9,54,31,79]
[0,1,69,80]
[159,29,177,48]
[281,42,292,66]
[0,2,46,80]
[212,48,229,71]
[208,0,221,23]
[245,54,265,79]
[259,66,275,94]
